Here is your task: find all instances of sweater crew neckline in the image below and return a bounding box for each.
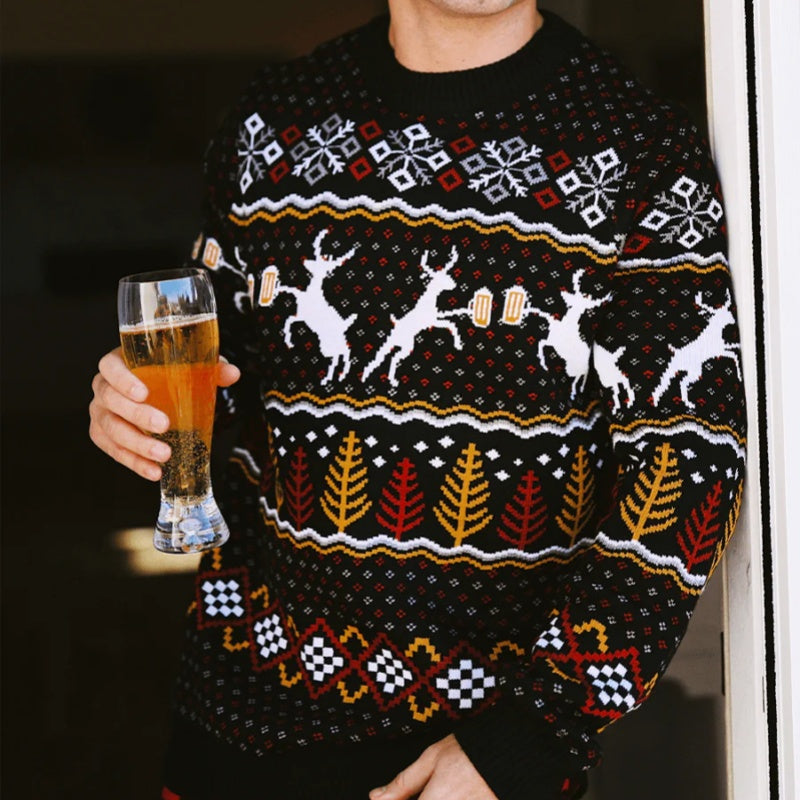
[355,11,582,116]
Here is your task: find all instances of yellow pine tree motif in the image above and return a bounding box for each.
[711,479,744,574]
[320,431,372,532]
[620,442,683,540]
[433,442,493,547]
[267,424,284,511]
[555,445,596,546]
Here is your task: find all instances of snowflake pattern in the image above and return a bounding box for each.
[556,147,627,228]
[237,113,284,194]
[291,114,362,186]
[369,123,451,191]
[462,137,545,204]
[641,176,724,249]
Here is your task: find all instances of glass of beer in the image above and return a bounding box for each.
[118,268,230,554]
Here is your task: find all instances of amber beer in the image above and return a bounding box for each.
[120,314,219,499]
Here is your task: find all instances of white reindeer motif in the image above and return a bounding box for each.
[652,290,741,409]
[362,247,462,387]
[593,344,635,413]
[510,270,612,399]
[275,229,358,385]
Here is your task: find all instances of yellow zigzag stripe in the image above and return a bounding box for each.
[223,626,250,652]
[573,619,609,653]
[229,206,615,263]
[255,508,702,594]
[613,262,729,277]
[609,415,746,447]
[265,390,600,427]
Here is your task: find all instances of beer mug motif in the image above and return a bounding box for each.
[202,238,222,269]
[469,287,494,328]
[258,266,279,306]
[501,286,528,325]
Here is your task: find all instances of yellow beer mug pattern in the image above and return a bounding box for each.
[469,287,494,328]
[502,286,527,325]
[259,266,279,306]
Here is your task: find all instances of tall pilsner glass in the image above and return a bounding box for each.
[118,268,230,553]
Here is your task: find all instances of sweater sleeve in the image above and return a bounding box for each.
[456,114,746,798]
[185,105,264,429]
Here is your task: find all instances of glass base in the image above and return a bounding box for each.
[155,490,229,554]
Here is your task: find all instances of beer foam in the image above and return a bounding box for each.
[119,312,217,333]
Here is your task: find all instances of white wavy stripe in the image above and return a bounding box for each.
[231,191,619,255]
[261,395,604,438]
[615,250,728,270]
[231,446,262,477]
[611,420,745,458]
[259,501,706,587]
[594,532,706,588]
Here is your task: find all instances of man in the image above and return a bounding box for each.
[89,1,746,797]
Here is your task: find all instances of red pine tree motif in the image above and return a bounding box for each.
[284,445,315,529]
[376,457,425,540]
[497,469,548,550]
[678,480,723,572]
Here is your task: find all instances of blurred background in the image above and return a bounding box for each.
[0,1,720,797]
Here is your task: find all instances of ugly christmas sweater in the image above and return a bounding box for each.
[174,11,746,799]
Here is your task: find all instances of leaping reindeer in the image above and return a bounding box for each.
[508,270,612,399]
[362,247,462,387]
[273,229,358,385]
[593,343,635,413]
[652,290,741,410]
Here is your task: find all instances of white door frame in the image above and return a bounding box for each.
[704,1,800,798]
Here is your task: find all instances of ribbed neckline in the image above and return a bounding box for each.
[353,11,584,116]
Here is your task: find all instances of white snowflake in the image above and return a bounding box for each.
[290,114,361,185]
[556,147,627,228]
[369,123,451,191]
[641,176,723,249]
[237,113,284,193]
[462,137,545,203]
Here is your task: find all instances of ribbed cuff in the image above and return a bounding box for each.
[455,702,576,800]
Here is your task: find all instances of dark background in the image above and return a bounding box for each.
[1,1,719,797]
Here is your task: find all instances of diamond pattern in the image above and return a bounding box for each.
[202,579,244,619]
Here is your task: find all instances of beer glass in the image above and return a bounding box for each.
[118,268,230,553]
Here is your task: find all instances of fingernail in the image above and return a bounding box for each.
[369,788,386,798]
[131,383,148,401]
[146,465,162,481]
[151,442,171,461]
[150,412,169,432]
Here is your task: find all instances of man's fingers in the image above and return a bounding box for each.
[217,360,241,387]
[93,373,169,433]
[370,747,435,800]
[98,347,148,401]
[89,418,164,481]
[90,401,171,463]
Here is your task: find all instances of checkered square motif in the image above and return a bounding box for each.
[301,635,345,683]
[536,619,565,651]
[201,579,244,619]
[435,659,496,710]
[254,614,289,660]
[366,648,414,695]
[586,662,636,710]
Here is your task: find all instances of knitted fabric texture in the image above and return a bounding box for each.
[172,12,746,799]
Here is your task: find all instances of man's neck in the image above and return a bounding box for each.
[387,0,543,73]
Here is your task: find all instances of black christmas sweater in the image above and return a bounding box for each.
[174,12,746,799]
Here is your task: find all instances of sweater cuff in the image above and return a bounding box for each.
[454,702,576,800]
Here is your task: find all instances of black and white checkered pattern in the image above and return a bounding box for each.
[586,662,636,710]
[254,614,289,659]
[535,619,565,651]
[201,579,244,618]
[366,648,413,695]
[435,658,496,710]
[300,635,345,683]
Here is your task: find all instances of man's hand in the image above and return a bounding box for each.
[88,347,240,481]
[369,735,498,800]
